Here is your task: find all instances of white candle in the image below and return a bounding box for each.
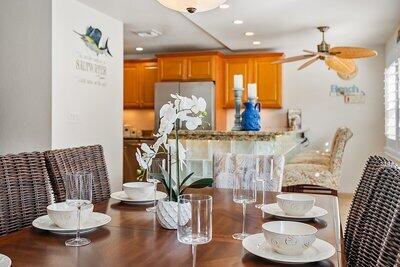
[248,83,257,99]
[233,75,243,89]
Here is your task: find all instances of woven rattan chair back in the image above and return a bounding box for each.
[0,152,52,235]
[344,155,393,263]
[45,145,110,204]
[350,165,400,267]
[376,208,400,267]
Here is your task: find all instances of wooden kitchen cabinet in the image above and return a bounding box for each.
[158,57,186,80]
[223,57,252,108]
[187,56,216,80]
[253,56,282,108]
[158,53,218,81]
[141,62,158,108]
[223,54,283,108]
[124,60,158,109]
[124,63,140,108]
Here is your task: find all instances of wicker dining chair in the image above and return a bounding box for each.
[0,152,52,235]
[376,209,400,267]
[213,153,285,191]
[344,155,394,261]
[348,165,400,267]
[45,145,110,204]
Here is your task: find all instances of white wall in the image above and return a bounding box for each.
[0,0,52,154]
[52,0,123,192]
[227,46,386,193]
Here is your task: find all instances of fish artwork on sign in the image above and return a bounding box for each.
[74,26,112,57]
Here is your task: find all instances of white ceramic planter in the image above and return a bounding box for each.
[156,200,191,230]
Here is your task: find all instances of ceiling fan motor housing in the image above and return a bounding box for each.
[318,41,330,53]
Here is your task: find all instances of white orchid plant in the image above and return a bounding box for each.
[136,94,213,202]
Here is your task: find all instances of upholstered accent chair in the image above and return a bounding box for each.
[0,152,53,235]
[45,145,110,203]
[282,127,353,195]
[213,153,285,191]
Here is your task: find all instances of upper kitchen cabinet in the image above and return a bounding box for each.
[124,62,140,108]
[187,56,216,80]
[124,60,158,109]
[253,55,283,108]
[158,57,186,80]
[223,53,283,109]
[224,57,252,108]
[157,53,219,81]
[141,62,158,108]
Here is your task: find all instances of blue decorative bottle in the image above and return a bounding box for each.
[241,101,261,131]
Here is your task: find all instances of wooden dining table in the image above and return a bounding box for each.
[0,188,346,266]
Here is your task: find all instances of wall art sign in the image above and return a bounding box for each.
[330,84,366,104]
[73,26,112,87]
[287,109,302,130]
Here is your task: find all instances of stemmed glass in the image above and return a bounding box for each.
[255,157,274,209]
[146,158,163,213]
[232,166,256,240]
[178,194,212,267]
[63,171,93,247]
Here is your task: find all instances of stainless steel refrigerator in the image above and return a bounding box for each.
[154,82,215,131]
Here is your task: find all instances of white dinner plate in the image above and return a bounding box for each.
[261,203,328,221]
[242,233,336,264]
[110,191,167,204]
[0,254,11,267]
[32,212,111,235]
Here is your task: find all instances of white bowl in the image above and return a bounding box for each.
[123,182,153,200]
[262,221,317,256]
[276,194,315,216]
[47,202,94,229]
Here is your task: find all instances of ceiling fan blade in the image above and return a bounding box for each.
[325,56,356,74]
[272,54,314,64]
[303,50,317,54]
[329,47,377,59]
[298,56,319,70]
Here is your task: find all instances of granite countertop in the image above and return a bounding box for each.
[168,128,308,141]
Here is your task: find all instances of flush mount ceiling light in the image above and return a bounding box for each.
[233,20,243,25]
[157,0,227,13]
[252,41,261,45]
[245,32,254,36]
[219,4,230,9]
[136,47,144,51]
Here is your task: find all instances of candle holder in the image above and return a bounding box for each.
[232,87,244,131]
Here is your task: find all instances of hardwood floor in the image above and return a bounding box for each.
[338,193,354,229]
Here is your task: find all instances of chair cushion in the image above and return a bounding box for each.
[283,163,337,190]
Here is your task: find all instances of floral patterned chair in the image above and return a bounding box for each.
[282,127,353,195]
[213,153,285,191]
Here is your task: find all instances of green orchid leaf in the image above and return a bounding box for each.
[180,172,195,187]
[180,178,213,194]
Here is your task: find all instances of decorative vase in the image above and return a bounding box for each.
[241,101,261,131]
[156,199,191,230]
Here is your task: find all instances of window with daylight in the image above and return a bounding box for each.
[384,58,400,157]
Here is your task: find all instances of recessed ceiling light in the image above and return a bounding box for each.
[219,4,230,9]
[233,20,243,25]
[253,41,261,45]
[245,32,254,36]
[136,47,144,51]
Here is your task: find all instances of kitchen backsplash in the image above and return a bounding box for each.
[123,109,155,130]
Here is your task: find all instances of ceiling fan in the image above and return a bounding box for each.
[272,26,377,79]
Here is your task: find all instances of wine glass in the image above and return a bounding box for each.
[255,157,274,209]
[146,158,163,213]
[63,171,93,247]
[178,194,212,267]
[232,165,256,240]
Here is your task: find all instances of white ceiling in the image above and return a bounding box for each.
[79,0,400,56]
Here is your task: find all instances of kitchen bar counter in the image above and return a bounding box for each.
[169,128,308,141]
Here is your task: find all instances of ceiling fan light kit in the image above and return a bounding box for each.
[157,0,228,13]
[272,26,377,80]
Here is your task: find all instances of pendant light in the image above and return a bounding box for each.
[157,0,227,13]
